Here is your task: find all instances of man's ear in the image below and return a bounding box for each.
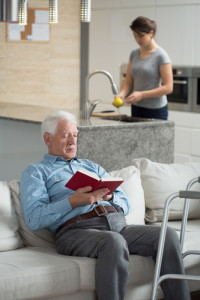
[43,133,51,147]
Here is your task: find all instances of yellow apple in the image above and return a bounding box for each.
[113,97,123,107]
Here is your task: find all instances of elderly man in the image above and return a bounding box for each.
[20,110,190,300]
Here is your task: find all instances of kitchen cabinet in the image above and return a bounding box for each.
[156,0,196,5]
[194,5,200,65]
[121,0,155,7]
[92,0,121,9]
[156,5,195,65]
[169,110,200,162]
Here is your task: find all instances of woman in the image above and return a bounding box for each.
[117,16,173,120]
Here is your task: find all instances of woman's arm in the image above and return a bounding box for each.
[117,61,134,99]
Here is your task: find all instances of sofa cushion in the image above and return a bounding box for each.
[109,166,145,225]
[0,247,80,299]
[132,158,200,222]
[72,252,164,300]
[9,180,55,248]
[0,181,23,251]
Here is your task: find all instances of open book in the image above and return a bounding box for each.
[65,168,123,194]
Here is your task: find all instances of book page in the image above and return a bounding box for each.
[101,177,123,182]
[78,168,100,180]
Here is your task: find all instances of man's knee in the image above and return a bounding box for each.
[101,231,129,257]
[164,227,180,253]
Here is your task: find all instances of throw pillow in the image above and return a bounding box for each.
[9,180,55,248]
[0,181,23,251]
[109,166,145,225]
[132,158,200,222]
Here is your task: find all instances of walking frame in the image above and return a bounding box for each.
[151,176,200,300]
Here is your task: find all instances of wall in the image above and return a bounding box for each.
[0,119,46,181]
[0,0,80,109]
[89,0,200,162]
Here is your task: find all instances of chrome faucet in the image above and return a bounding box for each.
[84,70,119,120]
[88,99,102,117]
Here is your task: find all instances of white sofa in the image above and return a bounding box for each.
[1,158,200,300]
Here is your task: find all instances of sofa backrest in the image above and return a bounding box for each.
[132,158,200,223]
[9,180,56,248]
[0,181,23,251]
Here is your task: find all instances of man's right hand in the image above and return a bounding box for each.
[68,186,110,208]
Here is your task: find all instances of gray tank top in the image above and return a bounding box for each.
[129,47,171,109]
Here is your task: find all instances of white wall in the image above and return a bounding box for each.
[0,119,46,181]
[89,0,200,162]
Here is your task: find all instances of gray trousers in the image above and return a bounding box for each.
[55,212,190,300]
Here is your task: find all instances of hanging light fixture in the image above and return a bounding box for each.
[80,0,91,23]
[0,0,7,22]
[7,0,19,23]
[49,0,58,24]
[18,0,28,25]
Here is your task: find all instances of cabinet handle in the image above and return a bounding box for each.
[173,80,187,84]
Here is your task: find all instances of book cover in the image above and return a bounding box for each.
[65,168,123,194]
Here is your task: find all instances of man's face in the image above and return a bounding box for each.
[44,120,78,161]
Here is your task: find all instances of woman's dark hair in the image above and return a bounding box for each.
[130,16,157,35]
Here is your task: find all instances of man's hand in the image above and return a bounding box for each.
[68,186,111,208]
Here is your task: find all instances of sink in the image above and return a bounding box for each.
[101,115,158,122]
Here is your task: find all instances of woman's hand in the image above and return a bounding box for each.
[124,91,143,104]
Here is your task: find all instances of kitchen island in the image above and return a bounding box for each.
[0,102,174,180]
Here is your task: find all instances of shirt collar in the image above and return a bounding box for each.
[43,153,80,164]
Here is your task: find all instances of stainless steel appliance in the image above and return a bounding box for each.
[192,67,200,113]
[168,66,193,112]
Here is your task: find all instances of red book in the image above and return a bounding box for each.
[65,168,123,194]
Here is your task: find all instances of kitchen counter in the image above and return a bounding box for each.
[0,102,175,180]
[0,102,80,124]
[0,101,172,127]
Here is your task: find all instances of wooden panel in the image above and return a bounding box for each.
[0,0,80,109]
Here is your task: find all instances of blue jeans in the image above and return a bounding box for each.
[131,104,168,120]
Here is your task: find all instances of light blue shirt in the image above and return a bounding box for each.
[20,154,130,233]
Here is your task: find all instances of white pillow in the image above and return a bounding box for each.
[0,181,23,251]
[9,180,55,248]
[132,158,200,222]
[109,166,145,225]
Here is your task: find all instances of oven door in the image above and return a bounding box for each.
[168,77,193,112]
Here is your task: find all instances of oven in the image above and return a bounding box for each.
[192,67,200,113]
[168,66,193,112]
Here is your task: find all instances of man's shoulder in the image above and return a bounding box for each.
[21,158,48,176]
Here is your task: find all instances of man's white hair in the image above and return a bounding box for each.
[41,110,77,140]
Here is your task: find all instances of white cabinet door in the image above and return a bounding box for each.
[156,0,195,5]
[194,5,200,65]
[156,6,195,65]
